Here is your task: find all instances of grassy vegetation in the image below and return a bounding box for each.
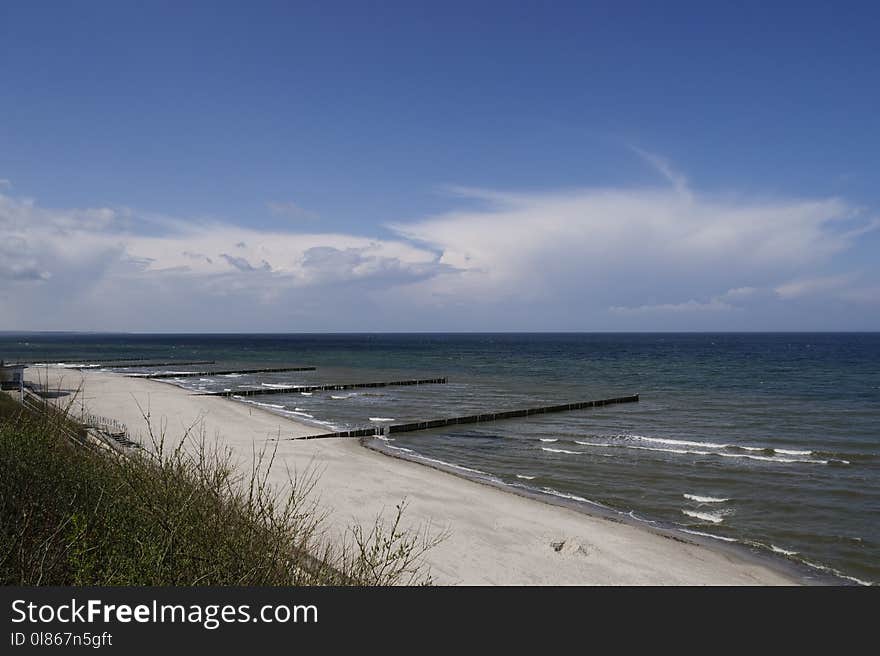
[0,392,440,585]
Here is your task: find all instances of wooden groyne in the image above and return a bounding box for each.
[293,427,380,440]
[107,360,216,368]
[291,394,639,440]
[142,366,317,379]
[386,394,639,434]
[211,377,448,397]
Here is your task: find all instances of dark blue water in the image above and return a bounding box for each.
[3,332,878,584]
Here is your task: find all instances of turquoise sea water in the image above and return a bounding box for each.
[3,332,878,584]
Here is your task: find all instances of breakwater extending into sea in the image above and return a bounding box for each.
[3,332,877,584]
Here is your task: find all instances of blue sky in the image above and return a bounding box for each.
[1,1,879,331]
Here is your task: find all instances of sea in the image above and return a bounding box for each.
[2,332,877,585]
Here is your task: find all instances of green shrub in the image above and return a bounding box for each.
[0,395,441,585]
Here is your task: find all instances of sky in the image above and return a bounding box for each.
[1,1,879,332]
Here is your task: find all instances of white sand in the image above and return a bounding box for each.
[27,367,799,585]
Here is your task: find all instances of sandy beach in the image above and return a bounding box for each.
[26,366,800,585]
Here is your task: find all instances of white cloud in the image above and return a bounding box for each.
[387,187,869,309]
[774,274,855,300]
[610,287,761,315]
[1,172,878,330]
[630,147,691,199]
[721,286,759,300]
[610,299,735,314]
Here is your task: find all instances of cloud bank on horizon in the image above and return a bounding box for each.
[1,158,878,332]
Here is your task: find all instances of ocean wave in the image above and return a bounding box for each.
[683,493,729,503]
[542,447,583,455]
[716,451,838,464]
[384,446,489,476]
[221,373,243,378]
[539,438,558,443]
[682,509,725,524]
[246,400,285,410]
[797,558,873,586]
[369,417,395,422]
[299,392,312,396]
[516,474,536,480]
[541,488,588,502]
[406,453,489,475]
[639,435,729,449]
[573,435,838,465]
[261,382,293,388]
[540,487,609,509]
[679,528,738,543]
[770,544,799,556]
[330,394,352,399]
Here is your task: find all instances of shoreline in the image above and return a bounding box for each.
[364,437,844,585]
[26,366,810,585]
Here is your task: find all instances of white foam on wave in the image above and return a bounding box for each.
[261,382,293,388]
[330,394,351,400]
[299,392,312,396]
[716,451,833,464]
[770,544,799,556]
[639,435,729,449]
[369,417,395,422]
[682,509,725,524]
[775,448,813,456]
[222,373,243,378]
[684,494,729,503]
[798,559,873,586]
[627,444,710,456]
[542,447,583,455]
[574,436,835,465]
[627,510,659,525]
[540,487,609,509]
[541,488,588,502]
[516,474,536,480]
[383,446,490,476]
[407,453,489,476]
[248,400,285,410]
[539,438,558,443]
[679,529,738,543]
